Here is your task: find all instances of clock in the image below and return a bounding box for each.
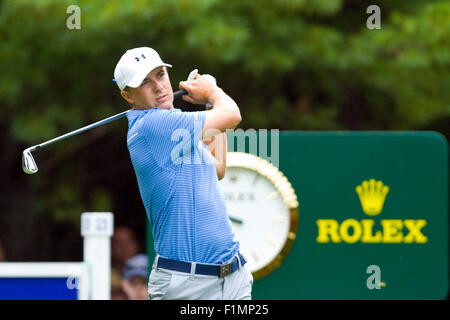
[219,152,299,280]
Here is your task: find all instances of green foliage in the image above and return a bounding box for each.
[1,0,448,222]
[344,1,450,128]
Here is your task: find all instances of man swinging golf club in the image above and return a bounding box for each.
[114,46,253,300]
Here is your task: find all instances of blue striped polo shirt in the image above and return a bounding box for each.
[126,107,239,264]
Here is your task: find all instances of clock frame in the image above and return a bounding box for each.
[224,152,299,280]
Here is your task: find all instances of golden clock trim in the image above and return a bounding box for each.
[226,152,299,209]
[225,152,299,280]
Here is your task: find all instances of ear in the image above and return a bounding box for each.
[120,89,135,104]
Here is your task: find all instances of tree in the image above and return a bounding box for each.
[0,0,447,259]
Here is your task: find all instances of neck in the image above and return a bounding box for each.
[131,101,174,110]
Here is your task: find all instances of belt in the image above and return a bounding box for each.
[156,252,246,278]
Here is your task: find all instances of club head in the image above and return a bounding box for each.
[22,149,38,174]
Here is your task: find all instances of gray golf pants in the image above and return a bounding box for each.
[148,259,253,300]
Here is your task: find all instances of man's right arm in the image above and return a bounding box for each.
[202,88,241,140]
[179,74,241,140]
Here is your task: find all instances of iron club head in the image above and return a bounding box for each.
[22,148,38,174]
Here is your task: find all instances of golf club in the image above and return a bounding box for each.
[22,89,187,174]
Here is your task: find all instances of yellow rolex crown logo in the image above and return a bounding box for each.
[355,179,389,216]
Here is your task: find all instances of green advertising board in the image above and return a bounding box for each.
[147,131,448,299]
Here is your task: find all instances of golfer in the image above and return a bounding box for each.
[114,47,253,300]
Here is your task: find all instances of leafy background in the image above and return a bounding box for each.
[0,0,448,261]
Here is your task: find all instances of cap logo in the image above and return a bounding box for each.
[134,53,146,62]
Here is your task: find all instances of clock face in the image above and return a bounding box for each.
[219,167,291,274]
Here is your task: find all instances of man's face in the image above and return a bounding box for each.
[111,227,139,264]
[122,66,174,110]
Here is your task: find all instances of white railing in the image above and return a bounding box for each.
[0,212,113,300]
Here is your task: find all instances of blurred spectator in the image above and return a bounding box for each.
[111,268,127,300]
[121,254,148,300]
[0,238,7,262]
[111,225,139,275]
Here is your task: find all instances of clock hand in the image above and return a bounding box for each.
[229,216,243,225]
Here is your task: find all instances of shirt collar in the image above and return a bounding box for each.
[126,107,182,127]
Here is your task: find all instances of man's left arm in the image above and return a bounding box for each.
[203,132,227,180]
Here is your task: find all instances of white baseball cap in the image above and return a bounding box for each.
[113,47,172,91]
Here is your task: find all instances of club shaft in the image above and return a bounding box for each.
[29,89,188,152]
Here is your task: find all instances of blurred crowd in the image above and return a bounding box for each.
[0,237,6,262]
[111,225,148,300]
[0,225,149,300]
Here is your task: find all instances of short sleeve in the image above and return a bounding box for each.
[140,108,206,168]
